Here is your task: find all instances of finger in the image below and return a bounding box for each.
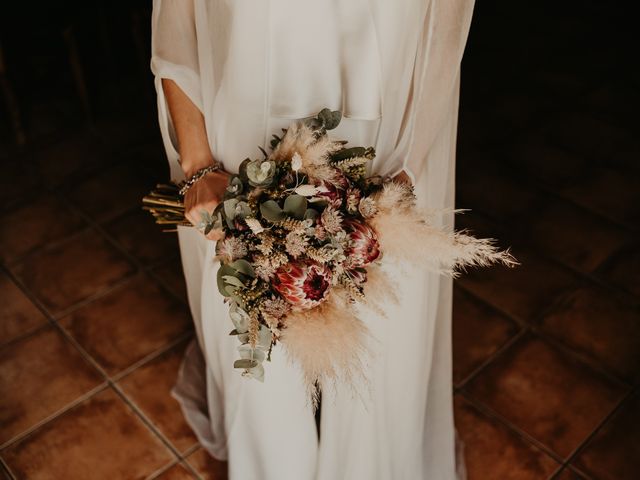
[185,209,198,227]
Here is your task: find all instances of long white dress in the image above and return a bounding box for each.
[150,1,475,478]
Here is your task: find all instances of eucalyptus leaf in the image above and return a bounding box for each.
[283,194,307,219]
[238,158,251,182]
[230,259,255,278]
[260,200,285,222]
[318,108,342,130]
[222,275,245,288]
[230,304,250,333]
[225,285,238,296]
[216,264,237,297]
[248,363,265,382]
[304,208,319,221]
[257,325,273,350]
[234,359,259,369]
[238,344,266,363]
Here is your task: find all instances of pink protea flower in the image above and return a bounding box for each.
[344,219,381,268]
[316,171,349,208]
[273,261,332,310]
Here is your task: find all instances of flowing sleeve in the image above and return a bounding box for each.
[387,0,475,183]
[150,0,203,181]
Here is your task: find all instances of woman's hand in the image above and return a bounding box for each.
[184,169,230,240]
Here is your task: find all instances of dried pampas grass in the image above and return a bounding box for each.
[370,182,517,276]
[360,264,398,317]
[270,122,344,184]
[279,291,370,407]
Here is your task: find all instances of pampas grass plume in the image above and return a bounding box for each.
[279,291,370,408]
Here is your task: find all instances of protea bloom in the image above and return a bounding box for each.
[316,171,349,208]
[344,219,381,268]
[273,261,332,310]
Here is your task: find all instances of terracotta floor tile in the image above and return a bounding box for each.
[156,463,197,480]
[0,273,48,345]
[573,392,640,480]
[1,388,174,480]
[457,248,578,323]
[558,167,640,228]
[597,243,640,297]
[118,339,197,453]
[152,259,188,304]
[11,229,136,314]
[106,209,179,265]
[554,467,587,479]
[540,286,640,383]
[453,287,520,384]
[186,448,228,480]
[64,163,155,223]
[465,335,628,458]
[519,199,630,273]
[0,195,86,263]
[0,326,103,445]
[59,275,192,375]
[455,396,559,479]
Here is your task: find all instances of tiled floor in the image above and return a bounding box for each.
[1,1,638,479]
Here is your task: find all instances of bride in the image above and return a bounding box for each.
[150,0,475,478]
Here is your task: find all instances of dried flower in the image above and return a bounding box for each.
[291,151,303,171]
[261,297,291,320]
[358,197,378,218]
[343,219,380,268]
[285,232,308,258]
[245,217,265,234]
[215,236,247,263]
[273,261,332,310]
[320,206,343,235]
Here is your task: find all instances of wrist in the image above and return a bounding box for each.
[180,153,215,178]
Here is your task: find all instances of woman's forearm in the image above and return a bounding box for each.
[162,78,214,177]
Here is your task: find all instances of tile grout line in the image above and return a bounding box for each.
[454,328,528,391]
[111,331,193,383]
[456,389,566,465]
[457,207,639,306]
[457,272,636,390]
[111,384,184,463]
[0,456,16,480]
[0,265,197,463]
[559,387,637,476]
[0,383,110,452]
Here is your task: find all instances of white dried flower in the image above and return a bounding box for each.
[320,206,343,235]
[291,151,303,171]
[215,237,247,263]
[285,232,308,258]
[358,197,378,218]
[261,297,291,320]
[245,217,265,234]
[294,184,321,196]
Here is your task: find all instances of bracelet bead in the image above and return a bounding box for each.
[178,163,223,196]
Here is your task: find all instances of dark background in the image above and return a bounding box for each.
[0,2,638,479]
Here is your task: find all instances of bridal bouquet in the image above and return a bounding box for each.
[144,109,515,400]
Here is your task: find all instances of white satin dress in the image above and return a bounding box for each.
[150,1,475,478]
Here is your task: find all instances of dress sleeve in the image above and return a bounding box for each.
[387,0,475,183]
[151,0,203,181]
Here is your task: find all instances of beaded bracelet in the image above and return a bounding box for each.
[178,163,223,196]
